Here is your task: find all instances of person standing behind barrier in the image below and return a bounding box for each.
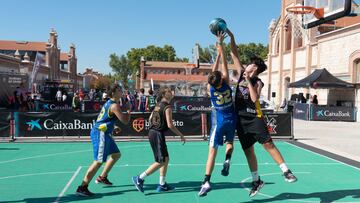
[227,28,297,198]
[56,89,62,102]
[198,32,237,197]
[311,95,318,105]
[138,88,146,113]
[146,89,156,112]
[126,90,137,112]
[76,84,131,197]
[72,93,81,112]
[132,87,186,193]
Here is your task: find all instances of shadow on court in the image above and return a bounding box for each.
[141,181,274,196]
[241,189,360,203]
[0,189,136,203]
[0,148,19,150]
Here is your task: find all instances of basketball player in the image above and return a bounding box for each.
[198,32,237,197]
[146,89,156,112]
[132,87,186,193]
[227,28,297,197]
[76,84,131,197]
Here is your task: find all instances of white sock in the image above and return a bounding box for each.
[279,163,289,173]
[139,172,147,180]
[160,176,166,185]
[251,171,259,182]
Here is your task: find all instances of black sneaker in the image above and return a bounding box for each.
[221,161,230,176]
[95,176,113,186]
[249,178,264,197]
[76,185,95,197]
[284,170,297,183]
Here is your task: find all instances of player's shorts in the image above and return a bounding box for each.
[209,111,236,148]
[236,113,272,150]
[148,129,169,163]
[90,128,120,163]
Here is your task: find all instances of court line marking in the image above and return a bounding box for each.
[0,171,74,180]
[54,166,82,203]
[285,142,360,171]
[0,150,91,164]
[0,145,148,165]
[240,171,359,203]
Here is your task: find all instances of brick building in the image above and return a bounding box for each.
[264,0,360,116]
[0,29,83,91]
[136,59,239,96]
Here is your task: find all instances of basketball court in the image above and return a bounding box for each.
[0,141,359,203]
[1,0,360,203]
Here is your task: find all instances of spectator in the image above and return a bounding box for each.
[13,91,20,110]
[79,89,85,102]
[299,93,306,103]
[146,89,156,112]
[62,92,67,102]
[97,90,103,102]
[89,89,94,101]
[126,90,136,112]
[56,89,62,102]
[26,92,35,111]
[102,91,108,101]
[311,95,318,105]
[72,93,81,112]
[138,88,146,113]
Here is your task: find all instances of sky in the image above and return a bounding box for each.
[0,0,281,74]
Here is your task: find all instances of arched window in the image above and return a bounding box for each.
[285,20,292,51]
[295,35,303,48]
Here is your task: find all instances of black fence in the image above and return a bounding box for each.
[1,111,293,140]
[293,103,357,122]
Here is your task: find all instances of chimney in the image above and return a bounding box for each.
[22,52,30,63]
[14,50,21,60]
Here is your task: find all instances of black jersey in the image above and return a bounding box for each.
[149,101,171,132]
[235,71,264,118]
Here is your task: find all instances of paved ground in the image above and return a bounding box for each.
[293,119,360,162]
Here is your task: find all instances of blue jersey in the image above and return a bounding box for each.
[210,82,235,119]
[94,99,117,134]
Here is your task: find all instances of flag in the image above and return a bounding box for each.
[29,52,45,92]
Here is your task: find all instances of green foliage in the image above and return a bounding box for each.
[109,53,131,88]
[199,42,268,65]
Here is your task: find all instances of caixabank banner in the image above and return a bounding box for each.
[17,112,203,137]
[171,96,212,112]
[17,112,97,137]
[311,106,356,121]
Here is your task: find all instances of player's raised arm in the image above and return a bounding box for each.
[226,28,244,72]
[217,32,229,85]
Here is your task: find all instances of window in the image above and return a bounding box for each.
[60,62,68,70]
[285,20,292,51]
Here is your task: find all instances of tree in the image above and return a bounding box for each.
[109,53,132,88]
[90,76,112,90]
[125,45,187,75]
[199,42,268,65]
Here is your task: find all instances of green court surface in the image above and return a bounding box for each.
[0,141,359,203]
